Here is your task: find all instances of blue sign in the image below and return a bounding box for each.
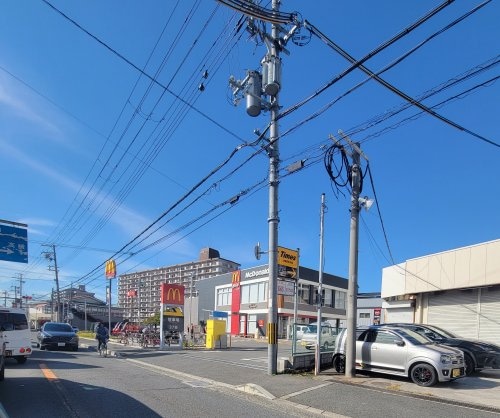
[0,222,28,263]
[212,310,228,318]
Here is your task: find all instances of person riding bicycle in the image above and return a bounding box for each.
[95,322,109,351]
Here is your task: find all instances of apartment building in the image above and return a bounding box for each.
[117,247,240,323]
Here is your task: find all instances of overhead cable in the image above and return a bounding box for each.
[305,18,499,149]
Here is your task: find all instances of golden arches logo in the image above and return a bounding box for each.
[161,283,184,305]
[105,259,116,279]
[231,270,241,287]
[166,288,182,303]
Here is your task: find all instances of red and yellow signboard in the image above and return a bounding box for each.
[231,270,241,288]
[160,283,185,306]
[105,259,116,279]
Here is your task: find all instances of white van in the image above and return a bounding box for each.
[0,308,32,364]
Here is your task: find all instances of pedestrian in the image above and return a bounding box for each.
[190,324,194,340]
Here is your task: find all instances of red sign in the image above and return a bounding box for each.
[374,308,381,316]
[160,283,184,305]
[127,290,137,297]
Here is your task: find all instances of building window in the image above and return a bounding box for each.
[298,284,310,304]
[324,289,333,307]
[217,288,231,306]
[359,313,370,319]
[334,290,346,310]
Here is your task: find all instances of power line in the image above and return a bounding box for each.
[305,18,499,149]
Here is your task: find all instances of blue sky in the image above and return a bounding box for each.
[1,0,498,304]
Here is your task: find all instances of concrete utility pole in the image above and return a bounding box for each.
[266,0,281,376]
[345,145,361,378]
[315,193,326,375]
[44,245,61,322]
[15,274,25,308]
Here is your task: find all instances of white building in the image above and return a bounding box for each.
[381,239,500,344]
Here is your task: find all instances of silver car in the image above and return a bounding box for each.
[332,326,465,386]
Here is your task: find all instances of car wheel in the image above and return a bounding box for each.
[72,346,79,352]
[15,356,27,365]
[464,353,475,376]
[333,354,345,373]
[39,345,45,351]
[410,363,437,387]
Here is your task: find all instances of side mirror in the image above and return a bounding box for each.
[395,340,405,347]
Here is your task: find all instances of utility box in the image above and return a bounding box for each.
[206,319,226,349]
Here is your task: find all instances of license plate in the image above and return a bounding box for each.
[57,342,65,347]
[5,350,12,357]
[452,368,462,377]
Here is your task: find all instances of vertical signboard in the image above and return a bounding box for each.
[0,219,28,263]
[277,246,298,279]
[230,270,241,336]
[160,283,185,348]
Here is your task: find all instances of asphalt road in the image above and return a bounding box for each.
[1,337,499,418]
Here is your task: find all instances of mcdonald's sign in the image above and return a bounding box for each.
[160,283,185,306]
[105,259,116,279]
[231,270,241,288]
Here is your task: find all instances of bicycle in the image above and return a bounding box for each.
[98,339,108,357]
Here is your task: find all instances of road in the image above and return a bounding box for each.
[0,338,498,418]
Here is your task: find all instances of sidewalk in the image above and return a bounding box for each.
[81,337,500,413]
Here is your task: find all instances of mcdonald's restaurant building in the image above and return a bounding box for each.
[196,264,348,339]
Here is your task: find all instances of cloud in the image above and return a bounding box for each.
[0,75,63,137]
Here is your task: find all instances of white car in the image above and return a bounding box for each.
[332,326,465,386]
[300,322,338,350]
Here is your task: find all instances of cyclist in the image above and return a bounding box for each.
[95,322,109,352]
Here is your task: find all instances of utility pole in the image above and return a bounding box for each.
[11,285,19,307]
[43,245,61,322]
[223,0,302,375]
[315,193,326,375]
[15,274,25,308]
[265,0,282,375]
[345,144,361,378]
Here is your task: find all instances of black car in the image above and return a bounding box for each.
[38,322,79,351]
[381,323,500,375]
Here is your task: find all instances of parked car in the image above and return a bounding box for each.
[301,322,339,350]
[0,307,32,364]
[38,322,79,351]
[381,323,500,376]
[332,326,465,386]
[292,324,310,340]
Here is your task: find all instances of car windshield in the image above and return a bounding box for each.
[44,323,73,332]
[304,325,317,334]
[424,325,457,338]
[393,328,433,345]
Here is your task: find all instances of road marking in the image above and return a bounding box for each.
[39,363,58,381]
[280,382,333,400]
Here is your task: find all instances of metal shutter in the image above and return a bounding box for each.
[478,287,500,345]
[428,290,479,339]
